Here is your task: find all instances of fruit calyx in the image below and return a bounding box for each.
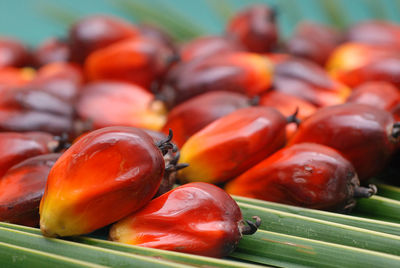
[391,122,400,142]
[239,216,262,235]
[353,184,378,198]
[286,107,301,126]
[47,132,71,152]
[156,129,177,155]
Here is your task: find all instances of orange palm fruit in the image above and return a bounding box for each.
[110,182,260,258]
[0,37,31,68]
[226,4,278,52]
[178,106,287,184]
[286,21,341,65]
[85,37,175,89]
[0,67,35,91]
[159,52,273,107]
[76,81,167,131]
[225,143,376,212]
[39,126,174,237]
[162,91,251,148]
[345,20,400,48]
[0,153,60,227]
[289,103,400,181]
[0,132,54,177]
[32,38,70,67]
[259,91,317,138]
[179,35,244,62]
[273,57,350,107]
[69,15,139,64]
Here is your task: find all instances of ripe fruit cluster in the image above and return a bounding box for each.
[1,3,400,258]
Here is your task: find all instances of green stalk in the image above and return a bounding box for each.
[0,222,262,268]
[232,230,400,267]
[233,195,400,236]
[237,202,400,255]
[376,184,400,201]
[353,195,400,223]
[0,241,106,268]
[0,227,193,268]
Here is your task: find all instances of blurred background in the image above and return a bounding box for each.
[1,0,400,45]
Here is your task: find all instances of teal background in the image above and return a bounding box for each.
[1,0,400,46]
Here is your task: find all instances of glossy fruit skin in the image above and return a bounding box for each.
[259,91,317,138]
[76,81,166,131]
[138,24,176,52]
[0,38,31,68]
[226,4,278,52]
[160,52,273,107]
[273,57,350,107]
[69,15,138,63]
[345,20,400,48]
[162,91,250,148]
[40,126,165,237]
[110,182,243,258]
[286,21,341,65]
[225,143,359,212]
[85,37,174,89]
[347,81,400,112]
[0,132,53,178]
[33,38,70,67]
[289,103,398,181]
[178,106,287,183]
[0,153,60,227]
[179,36,244,62]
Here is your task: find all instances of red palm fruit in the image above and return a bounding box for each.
[85,37,174,89]
[0,153,60,227]
[286,21,341,65]
[225,143,376,212]
[259,91,317,138]
[345,20,400,48]
[69,15,138,64]
[333,54,400,88]
[110,182,261,258]
[326,43,398,82]
[76,81,167,131]
[273,57,350,107]
[33,38,70,67]
[0,38,31,68]
[162,91,251,148]
[347,81,400,113]
[0,67,35,91]
[289,103,400,181]
[0,132,54,178]
[226,4,278,53]
[159,52,273,107]
[27,62,83,103]
[138,24,176,52]
[39,126,173,237]
[178,106,287,183]
[179,35,244,62]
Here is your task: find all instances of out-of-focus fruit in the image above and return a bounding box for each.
[286,21,341,65]
[226,143,376,212]
[162,91,251,148]
[0,153,60,227]
[0,38,31,68]
[178,106,287,183]
[110,182,260,258]
[69,15,138,63]
[159,52,273,107]
[226,4,278,52]
[289,103,400,181]
[76,81,167,131]
[0,67,35,91]
[85,37,174,89]
[273,57,350,107]
[33,38,70,67]
[40,126,174,237]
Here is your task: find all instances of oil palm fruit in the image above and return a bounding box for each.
[39,126,175,237]
[0,37,31,68]
[178,106,287,184]
[110,182,261,258]
[289,103,400,181]
[0,153,60,227]
[225,143,376,212]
